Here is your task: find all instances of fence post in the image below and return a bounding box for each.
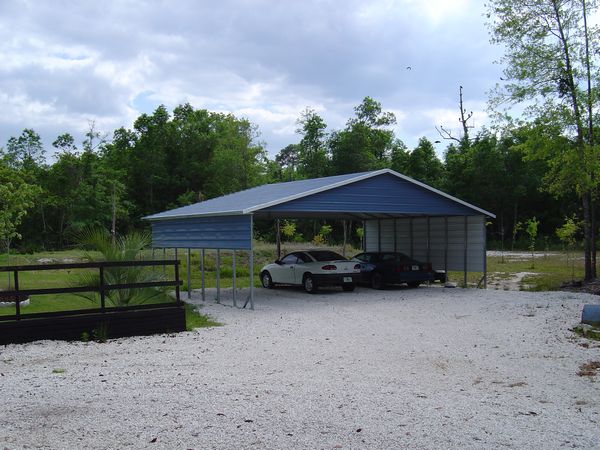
[99,265,106,311]
[14,270,20,320]
[174,261,182,305]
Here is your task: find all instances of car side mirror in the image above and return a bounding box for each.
[275,259,283,265]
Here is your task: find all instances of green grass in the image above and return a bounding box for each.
[487,251,584,291]
[0,249,220,330]
[184,303,221,330]
[0,246,588,323]
[431,251,584,291]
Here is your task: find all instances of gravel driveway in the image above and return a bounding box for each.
[1,286,599,449]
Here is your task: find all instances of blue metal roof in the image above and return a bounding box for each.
[263,173,479,216]
[144,169,495,220]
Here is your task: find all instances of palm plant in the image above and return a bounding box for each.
[75,228,166,307]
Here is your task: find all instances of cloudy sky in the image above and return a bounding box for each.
[0,0,504,158]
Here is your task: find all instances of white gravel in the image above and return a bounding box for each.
[1,286,600,449]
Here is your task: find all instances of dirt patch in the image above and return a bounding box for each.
[488,271,538,291]
[560,278,600,296]
[577,361,600,377]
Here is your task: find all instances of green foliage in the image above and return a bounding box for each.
[318,224,332,237]
[4,128,45,168]
[487,0,600,279]
[330,97,396,174]
[405,137,444,188]
[74,228,166,307]
[0,164,40,253]
[184,303,221,330]
[92,322,109,343]
[556,215,579,247]
[356,227,364,240]
[556,215,580,280]
[281,220,297,241]
[296,109,329,178]
[311,234,326,246]
[525,217,539,269]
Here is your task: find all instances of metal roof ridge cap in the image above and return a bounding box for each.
[243,170,385,213]
[144,210,246,221]
[384,168,496,218]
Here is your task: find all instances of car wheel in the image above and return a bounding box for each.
[261,271,274,289]
[407,281,421,288]
[342,283,355,292]
[303,274,317,293]
[371,272,385,290]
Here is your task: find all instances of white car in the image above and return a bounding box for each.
[260,250,360,293]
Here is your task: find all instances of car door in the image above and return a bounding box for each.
[353,253,372,283]
[380,253,397,281]
[277,253,299,284]
[293,252,312,284]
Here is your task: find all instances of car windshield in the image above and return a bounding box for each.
[307,250,346,262]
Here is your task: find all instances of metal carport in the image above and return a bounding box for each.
[144,169,495,309]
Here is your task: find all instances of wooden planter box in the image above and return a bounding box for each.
[0,304,186,345]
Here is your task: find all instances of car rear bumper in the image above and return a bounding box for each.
[389,272,435,283]
[360,271,435,284]
[312,273,358,286]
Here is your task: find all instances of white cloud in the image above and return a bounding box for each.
[0,0,502,157]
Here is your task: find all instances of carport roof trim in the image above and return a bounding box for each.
[144,168,495,220]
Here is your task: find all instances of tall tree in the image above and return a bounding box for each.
[487,0,600,280]
[0,163,39,258]
[274,144,301,181]
[329,97,396,174]
[405,138,445,188]
[4,129,45,169]
[296,109,329,178]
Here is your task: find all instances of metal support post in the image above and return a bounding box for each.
[409,217,414,258]
[463,216,468,288]
[427,216,431,263]
[187,248,191,299]
[216,249,221,303]
[250,214,254,310]
[232,250,237,308]
[393,218,397,252]
[377,219,381,252]
[14,270,20,320]
[483,218,487,289]
[201,249,205,302]
[444,217,449,283]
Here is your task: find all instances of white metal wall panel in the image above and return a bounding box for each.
[395,219,410,254]
[365,220,379,251]
[380,220,395,251]
[466,216,485,272]
[412,217,428,262]
[447,216,466,271]
[428,217,446,270]
[365,215,486,272]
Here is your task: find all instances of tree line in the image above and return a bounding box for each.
[0,97,578,254]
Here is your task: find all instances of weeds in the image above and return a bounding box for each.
[577,361,600,377]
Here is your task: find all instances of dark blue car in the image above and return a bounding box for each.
[352,252,435,289]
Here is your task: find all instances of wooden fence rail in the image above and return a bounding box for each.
[0,260,182,322]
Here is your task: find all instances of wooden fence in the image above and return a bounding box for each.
[0,260,185,344]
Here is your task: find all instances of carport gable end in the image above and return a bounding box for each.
[253,172,488,217]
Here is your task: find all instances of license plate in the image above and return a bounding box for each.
[343,277,353,283]
[411,265,419,271]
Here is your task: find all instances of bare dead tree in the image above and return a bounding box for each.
[435,86,474,142]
